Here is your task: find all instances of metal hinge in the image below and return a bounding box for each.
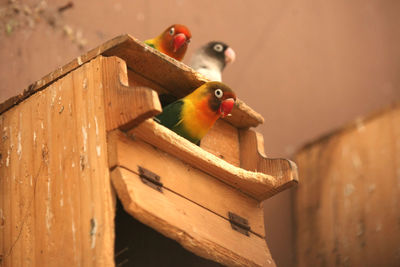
[228,212,250,236]
[138,166,163,192]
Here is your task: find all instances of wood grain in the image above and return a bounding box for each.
[128,119,277,201]
[0,56,118,267]
[111,167,275,267]
[0,34,263,129]
[294,104,400,267]
[108,130,265,237]
[200,120,240,167]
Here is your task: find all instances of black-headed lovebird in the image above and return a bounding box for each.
[145,24,192,61]
[190,41,236,81]
[155,82,236,145]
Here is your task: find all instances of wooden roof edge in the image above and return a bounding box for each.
[102,35,264,128]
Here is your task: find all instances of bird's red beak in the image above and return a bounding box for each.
[219,98,235,118]
[173,33,187,52]
[224,47,236,64]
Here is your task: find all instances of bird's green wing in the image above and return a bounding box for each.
[144,39,156,49]
[154,99,202,145]
[155,100,184,129]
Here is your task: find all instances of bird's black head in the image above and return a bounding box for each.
[203,41,235,70]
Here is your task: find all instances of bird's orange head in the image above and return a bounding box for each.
[158,24,192,61]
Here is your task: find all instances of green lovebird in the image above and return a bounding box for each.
[155,81,236,145]
[144,24,192,61]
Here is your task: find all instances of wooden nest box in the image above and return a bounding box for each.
[0,35,298,267]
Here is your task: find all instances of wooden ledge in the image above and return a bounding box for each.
[239,129,298,198]
[1,34,263,129]
[127,119,279,201]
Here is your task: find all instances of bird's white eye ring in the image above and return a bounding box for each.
[214,89,223,98]
[214,44,223,52]
[169,27,175,35]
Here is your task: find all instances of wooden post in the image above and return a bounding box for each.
[294,104,400,267]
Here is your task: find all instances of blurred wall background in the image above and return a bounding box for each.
[1,1,400,266]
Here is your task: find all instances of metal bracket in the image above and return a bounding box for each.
[228,212,250,236]
[138,166,163,192]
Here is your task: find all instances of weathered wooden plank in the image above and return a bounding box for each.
[0,56,117,267]
[0,115,4,265]
[108,130,265,237]
[239,129,298,199]
[0,35,263,129]
[19,112,35,265]
[46,74,80,267]
[200,120,240,167]
[294,104,400,267]
[111,167,275,267]
[129,119,277,201]
[0,107,21,266]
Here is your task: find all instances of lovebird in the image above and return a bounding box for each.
[190,41,236,81]
[145,24,192,61]
[155,82,236,145]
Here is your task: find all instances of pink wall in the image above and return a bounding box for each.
[1,1,400,265]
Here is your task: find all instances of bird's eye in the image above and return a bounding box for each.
[214,44,223,52]
[169,27,175,35]
[214,89,223,98]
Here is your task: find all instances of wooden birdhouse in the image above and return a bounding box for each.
[0,35,298,267]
